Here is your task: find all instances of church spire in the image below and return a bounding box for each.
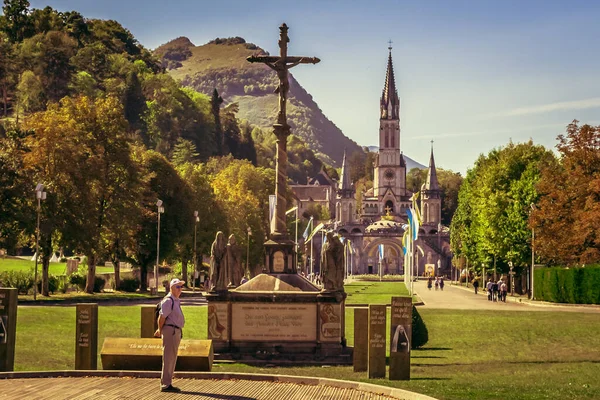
[338,149,353,197]
[425,141,440,191]
[381,43,399,120]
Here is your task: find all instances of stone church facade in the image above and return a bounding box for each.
[294,47,451,277]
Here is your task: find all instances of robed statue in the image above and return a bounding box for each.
[320,231,345,292]
[226,234,243,287]
[209,231,228,292]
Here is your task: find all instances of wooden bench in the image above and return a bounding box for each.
[100,337,213,371]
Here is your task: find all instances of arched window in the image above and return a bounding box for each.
[391,133,395,148]
[385,131,389,148]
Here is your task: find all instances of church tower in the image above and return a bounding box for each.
[336,149,356,223]
[421,143,442,225]
[373,45,407,213]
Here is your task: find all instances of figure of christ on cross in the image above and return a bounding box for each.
[247,23,320,238]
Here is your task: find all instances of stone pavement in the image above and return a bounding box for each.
[413,279,600,313]
[0,371,437,400]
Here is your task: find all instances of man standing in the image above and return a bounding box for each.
[154,278,186,392]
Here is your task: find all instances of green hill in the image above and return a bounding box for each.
[155,37,363,166]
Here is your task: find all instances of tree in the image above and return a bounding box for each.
[23,95,146,293]
[532,121,600,265]
[16,70,44,113]
[1,0,33,42]
[211,88,223,155]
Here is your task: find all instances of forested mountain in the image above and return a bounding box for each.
[155,36,364,167]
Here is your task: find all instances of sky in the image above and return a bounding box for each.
[28,0,600,174]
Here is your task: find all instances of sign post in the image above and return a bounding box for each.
[389,296,412,380]
[75,303,98,370]
[0,288,17,371]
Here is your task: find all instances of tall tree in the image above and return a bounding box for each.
[1,0,33,42]
[532,121,600,265]
[23,95,146,293]
[211,88,223,155]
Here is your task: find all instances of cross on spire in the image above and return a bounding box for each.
[388,39,393,50]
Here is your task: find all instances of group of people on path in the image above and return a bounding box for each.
[485,278,508,302]
[427,276,445,291]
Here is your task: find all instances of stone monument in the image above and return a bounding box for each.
[75,303,98,370]
[0,288,17,372]
[206,24,349,364]
[389,296,412,380]
[368,304,386,378]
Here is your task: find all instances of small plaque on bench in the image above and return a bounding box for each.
[100,338,213,371]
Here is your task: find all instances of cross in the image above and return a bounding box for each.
[388,39,393,50]
[247,23,320,126]
[384,205,393,216]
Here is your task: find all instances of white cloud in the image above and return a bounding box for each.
[493,97,600,117]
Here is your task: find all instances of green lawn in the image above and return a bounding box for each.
[0,258,114,275]
[13,305,600,399]
[345,280,411,304]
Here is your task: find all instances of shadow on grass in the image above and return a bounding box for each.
[411,355,446,359]
[413,347,452,351]
[409,377,451,381]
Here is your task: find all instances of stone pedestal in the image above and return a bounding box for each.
[140,305,157,338]
[207,274,350,364]
[0,288,17,372]
[353,307,368,372]
[75,303,98,370]
[264,239,296,274]
[389,297,412,380]
[368,304,386,378]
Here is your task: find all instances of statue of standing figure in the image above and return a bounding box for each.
[209,231,228,292]
[226,234,243,287]
[320,231,345,292]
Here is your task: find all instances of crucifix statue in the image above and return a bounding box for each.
[247,23,320,238]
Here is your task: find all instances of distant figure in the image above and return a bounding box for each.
[439,277,445,291]
[209,231,227,292]
[226,234,243,287]
[427,277,433,290]
[486,279,493,301]
[473,278,479,295]
[500,280,507,302]
[434,277,439,291]
[321,231,345,292]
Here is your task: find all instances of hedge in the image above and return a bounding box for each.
[535,265,600,304]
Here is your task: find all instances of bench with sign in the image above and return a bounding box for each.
[100,338,213,371]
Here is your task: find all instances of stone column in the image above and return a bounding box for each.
[141,305,157,338]
[353,307,368,372]
[389,296,412,380]
[0,288,17,372]
[75,303,98,370]
[368,304,386,378]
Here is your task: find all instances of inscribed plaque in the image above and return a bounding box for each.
[231,303,316,341]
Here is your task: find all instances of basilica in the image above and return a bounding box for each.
[292,47,451,277]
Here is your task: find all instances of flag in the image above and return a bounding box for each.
[406,208,420,241]
[402,230,409,255]
[378,244,384,260]
[269,195,276,224]
[285,206,298,215]
[302,216,313,240]
[305,222,324,242]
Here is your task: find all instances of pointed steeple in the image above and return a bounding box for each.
[380,43,400,120]
[339,149,352,191]
[425,141,440,191]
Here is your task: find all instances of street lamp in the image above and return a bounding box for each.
[508,261,514,296]
[530,203,536,300]
[246,227,252,277]
[155,199,164,293]
[33,183,46,300]
[193,210,199,291]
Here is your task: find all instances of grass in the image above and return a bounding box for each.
[13,305,600,399]
[0,257,114,275]
[345,280,412,304]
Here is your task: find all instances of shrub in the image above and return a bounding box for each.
[69,273,86,290]
[0,270,34,294]
[118,278,140,292]
[93,277,105,293]
[535,265,600,304]
[37,275,59,294]
[411,305,428,349]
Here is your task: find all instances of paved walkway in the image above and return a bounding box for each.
[414,280,600,313]
[0,372,436,400]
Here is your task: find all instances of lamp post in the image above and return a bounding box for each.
[508,261,514,296]
[193,210,199,291]
[155,199,164,293]
[246,227,252,277]
[530,203,536,300]
[33,183,46,300]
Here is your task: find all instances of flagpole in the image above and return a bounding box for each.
[310,218,314,278]
[295,207,298,272]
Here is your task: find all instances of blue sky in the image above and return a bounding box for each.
[28,0,600,174]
